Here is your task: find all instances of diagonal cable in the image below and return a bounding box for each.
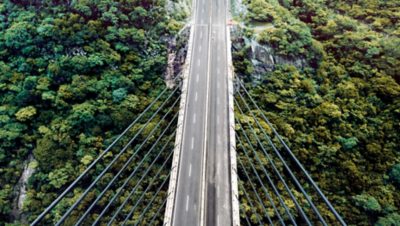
[238,79,346,226]
[236,134,286,225]
[235,97,314,225]
[92,132,175,225]
[148,194,169,226]
[31,85,179,225]
[237,156,275,225]
[236,90,328,225]
[133,173,170,226]
[107,148,175,225]
[74,107,179,225]
[122,171,172,225]
[55,90,180,226]
[239,181,263,226]
[240,204,253,226]
[235,116,298,225]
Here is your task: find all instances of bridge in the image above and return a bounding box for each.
[30,0,347,225]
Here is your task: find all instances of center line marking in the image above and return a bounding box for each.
[197,59,200,67]
[186,196,190,212]
[199,45,202,52]
[189,164,192,177]
[195,92,198,101]
[196,74,199,83]
[193,113,197,124]
[191,137,194,150]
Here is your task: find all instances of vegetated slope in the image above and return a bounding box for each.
[0,0,179,224]
[233,0,400,225]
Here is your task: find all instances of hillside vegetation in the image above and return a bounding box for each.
[234,0,400,225]
[0,0,178,224]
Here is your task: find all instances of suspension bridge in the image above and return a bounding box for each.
[30,0,347,225]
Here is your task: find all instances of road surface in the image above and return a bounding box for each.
[171,0,232,224]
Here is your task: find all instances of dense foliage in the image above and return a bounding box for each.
[234,0,400,225]
[0,0,179,224]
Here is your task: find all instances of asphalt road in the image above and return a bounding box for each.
[172,0,232,224]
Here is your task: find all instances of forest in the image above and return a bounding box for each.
[0,0,181,224]
[233,0,400,225]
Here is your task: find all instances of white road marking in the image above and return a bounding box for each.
[217,68,220,74]
[186,195,190,212]
[191,137,195,150]
[189,164,192,177]
[217,82,220,89]
[217,134,221,145]
[196,74,199,83]
[217,56,221,61]
[197,59,201,67]
[217,117,220,125]
[193,113,197,124]
[200,31,203,38]
[195,92,198,101]
[199,45,202,52]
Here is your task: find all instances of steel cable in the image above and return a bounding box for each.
[237,156,275,225]
[235,97,314,225]
[74,107,179,225]
[55,91,180,226]
[31,85,179,226]
[236,91,328,225]
[237,79,346,225]
[236,135,286,225]
[148,195,168,226]
[92,132,175,225]
[133,174,171,226]
[107,148,175,225]
[235,117,298,225]
[240,203,253,226]
[239,181,263,226]
[123,171,171,225]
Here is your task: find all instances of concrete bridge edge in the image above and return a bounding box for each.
[163,20,195,226]
[226,11,240,226]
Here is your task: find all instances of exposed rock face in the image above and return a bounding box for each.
[11,154,36,223]
[230,24,308,81]
[166,0,191,17]
[165,25,190,88]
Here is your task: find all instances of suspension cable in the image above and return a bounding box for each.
[236,91,328,225]
[240,204,253,226]
[148,194,169,226]
[235,118,298,225]
[55,93,180,226]
[123,171,171,225]
[239,181,263,226]
[235,97,319,225]
[237,79,346,225]
[30,85,179,225]
[107,148,175,225]
[133,174,171,226]
[92,133,175,225]
[75,109,179,225]
[237,156,275,226]
[236,135,286,225]
[235,102,311,225]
